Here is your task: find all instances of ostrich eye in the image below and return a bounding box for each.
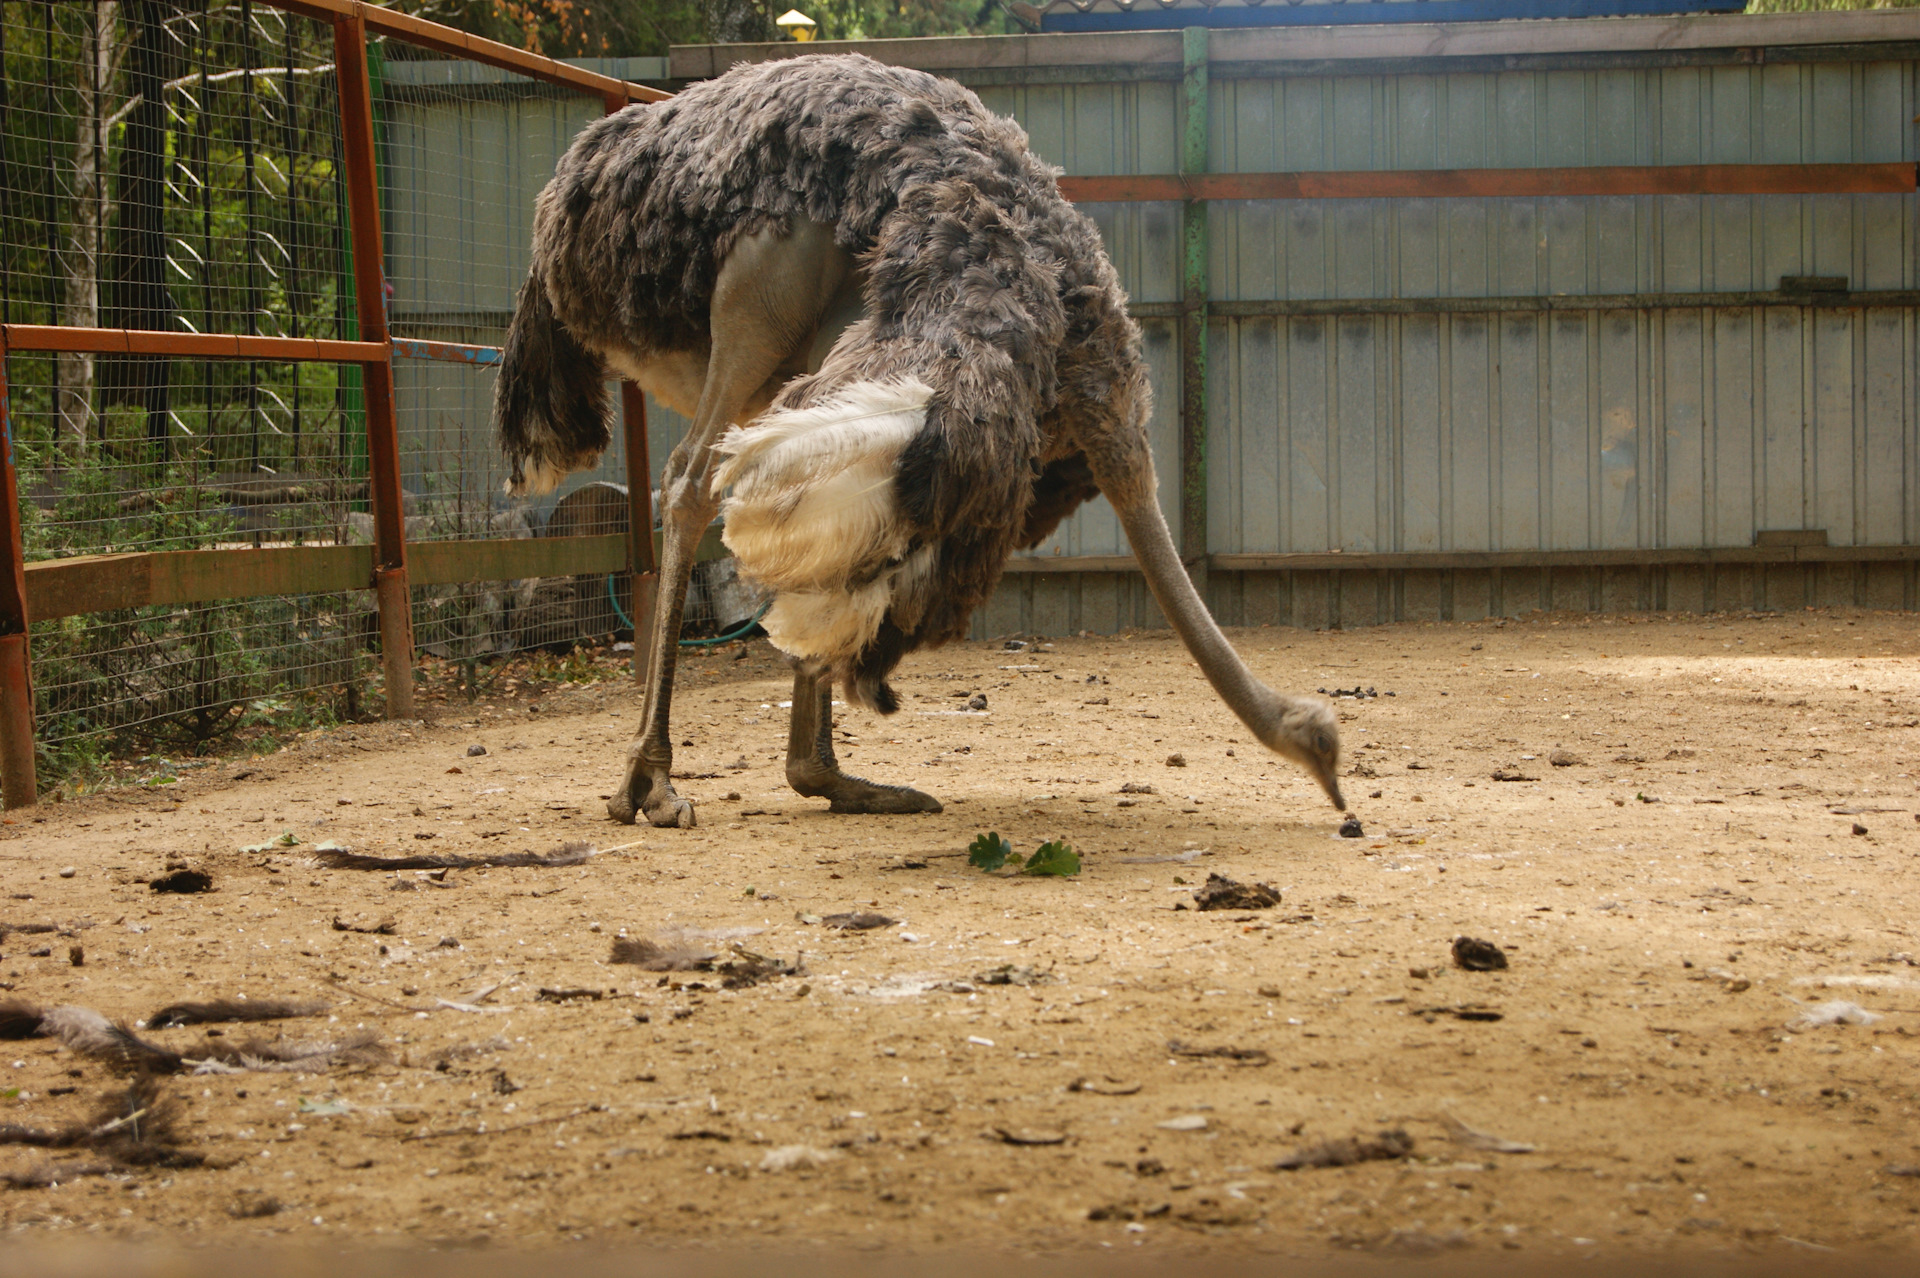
[1315,733,1333,755]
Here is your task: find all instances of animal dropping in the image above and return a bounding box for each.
[1192,873,1281,912]
[1452,937,1509,971]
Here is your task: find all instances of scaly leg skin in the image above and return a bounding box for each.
[784,664,941,815]
[606,486,706,827]
[608,219,861,828]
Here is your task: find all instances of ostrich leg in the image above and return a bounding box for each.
[784,663,941,814]
[608,221,855,827]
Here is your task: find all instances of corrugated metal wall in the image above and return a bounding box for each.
[980,61,1920,632]
[380,49,1920,632]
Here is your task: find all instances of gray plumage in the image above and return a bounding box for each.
[496,54,1143,694]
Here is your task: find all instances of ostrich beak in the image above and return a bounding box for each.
[1318,769,1347,812]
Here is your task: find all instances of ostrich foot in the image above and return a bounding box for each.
[608,763,696,828]
[788,767,942,815]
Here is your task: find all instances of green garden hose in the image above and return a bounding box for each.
[606,573,770,648]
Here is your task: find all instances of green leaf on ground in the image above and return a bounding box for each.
[1022,839,1081,877]
[968,831,1019,872]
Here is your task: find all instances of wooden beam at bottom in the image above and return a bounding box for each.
[24,535,636,622]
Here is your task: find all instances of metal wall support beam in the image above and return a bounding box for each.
[622,382,658,685]
[1178,26,1209,596]
[1058,162,1917,203]
[334,11,413,720]
[0,331,35,807]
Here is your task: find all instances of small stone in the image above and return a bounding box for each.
[968,693,988,711]
[1852,823,1868,836]
[67,945,83,967]
[1548,750,1583,767]
[1408,966,1432,980]
[229,1191,282,1219]
[1338,816,1364,839]
[1192,873,1280,912]
[57,866,76,879]
[1165,753,1187,768]
[1156,1115,1208,1132]
[1257,984,1281,998]
[466,744,488,757]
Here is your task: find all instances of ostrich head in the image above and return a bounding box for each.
[1261,695,1345,811]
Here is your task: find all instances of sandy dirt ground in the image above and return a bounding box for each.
[1,607,1917,1260]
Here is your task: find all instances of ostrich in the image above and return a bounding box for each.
[495,54,1345,828]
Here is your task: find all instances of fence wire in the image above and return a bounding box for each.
[8,352,362,555]
[32,590,377,763]
[0,1,349,345]
[0,8,716,783]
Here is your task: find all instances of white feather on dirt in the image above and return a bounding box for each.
[1785,999,1881,1030]
[39,1006,181,1070]
[759,1144,841,1172]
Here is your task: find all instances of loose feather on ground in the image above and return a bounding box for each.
[143,998,328,1029]
[315,842,597,871]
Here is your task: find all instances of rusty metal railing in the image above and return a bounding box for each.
[0,1,669,807]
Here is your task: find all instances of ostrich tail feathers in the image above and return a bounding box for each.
[495,273,610,496]
[715,378,932,592]
[715,381,936,665]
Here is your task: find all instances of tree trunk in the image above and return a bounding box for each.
[103,0,175,464]
[56,0,119,464]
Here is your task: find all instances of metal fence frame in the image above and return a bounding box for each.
[0,0,669,807]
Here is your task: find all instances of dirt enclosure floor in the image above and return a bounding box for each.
[2,608,1919,1261]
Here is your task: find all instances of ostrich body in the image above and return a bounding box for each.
[495,54,1344,827]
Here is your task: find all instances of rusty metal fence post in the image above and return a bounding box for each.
[333,10,414,720]
[602,91,659,686]
[0,328,35,807]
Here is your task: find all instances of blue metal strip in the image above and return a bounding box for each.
[390,337,503,366]
[1042,0,1745,33]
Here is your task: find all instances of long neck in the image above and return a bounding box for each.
[1112,491,1287,743]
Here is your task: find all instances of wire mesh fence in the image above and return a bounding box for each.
[7,352,364,555]
[32,589,377,767]
[0,4,685,791]
[0,1,351,340]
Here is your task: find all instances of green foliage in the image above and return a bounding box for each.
[967,831,1080,875]
[968,830,1017,871]
[1022,839,1080,877]
[392,0,1011,58]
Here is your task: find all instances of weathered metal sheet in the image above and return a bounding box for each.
[382,92,598,331]
[1214,64,1917,172]
[1205,305,1918,560]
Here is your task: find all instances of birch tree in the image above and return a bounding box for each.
[56,0,123,463]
